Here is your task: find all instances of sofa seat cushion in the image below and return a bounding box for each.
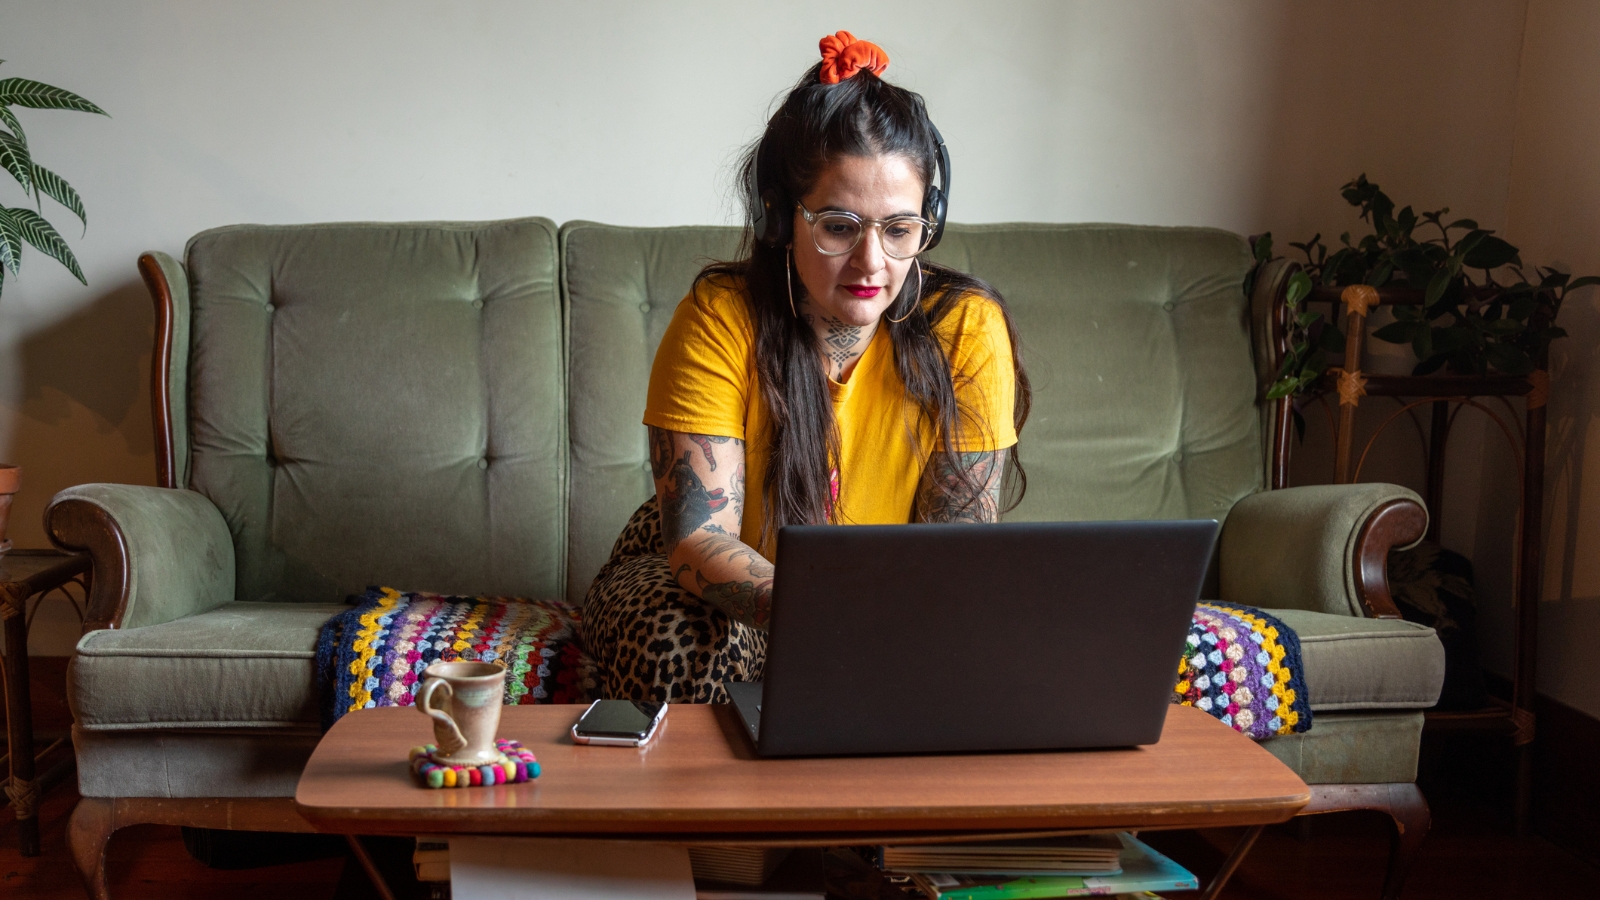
[71,602,346,731]
[1265,608,1445,712]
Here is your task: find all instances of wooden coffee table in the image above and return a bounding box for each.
[298,703,1307,897]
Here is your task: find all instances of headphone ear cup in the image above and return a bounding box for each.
[924,186,948,251]
[755,187,791,248]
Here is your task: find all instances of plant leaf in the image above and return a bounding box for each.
[0,205,20,275]
[0,206,84,283]
[30,164,84,228]
[1463,235,1520,270]
[1372,321,1417,344]
[1487,343,1534,376]
[1424,269,1452,307]
[0,105,23,149]
[1564,275,1600,293]
[0,78,107,114]
[0,130,32,195]
[1286,270,1312,307]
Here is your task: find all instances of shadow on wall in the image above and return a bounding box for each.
[9,277,156,550]
[1543,291,1600,608]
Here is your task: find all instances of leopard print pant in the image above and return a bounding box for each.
[582,496,767,703]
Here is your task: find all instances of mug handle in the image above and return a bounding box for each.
[417,678,469,754]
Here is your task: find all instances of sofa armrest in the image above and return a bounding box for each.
[1220,483,1428,619]
[46,484,235,632]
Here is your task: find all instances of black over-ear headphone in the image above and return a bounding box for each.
[752,120,952,251]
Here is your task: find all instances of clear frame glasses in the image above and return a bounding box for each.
[797,201,935,260]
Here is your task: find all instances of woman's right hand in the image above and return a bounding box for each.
[648,426,774,629]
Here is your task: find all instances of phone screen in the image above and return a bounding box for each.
[575,700,664,738]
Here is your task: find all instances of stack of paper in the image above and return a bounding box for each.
[687,846,792,885]
[905,834,1197,899]
[882,835,1123,876]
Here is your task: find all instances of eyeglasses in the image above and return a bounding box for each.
[797,201,935,260]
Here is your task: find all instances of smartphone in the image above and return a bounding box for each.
[571,699,668,747]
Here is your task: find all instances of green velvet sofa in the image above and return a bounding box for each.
[48,218,1443,899]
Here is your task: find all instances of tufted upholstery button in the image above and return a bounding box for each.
[477,458,489,470]
[1162,301,1175,312]
[1172,451,1185,464]
[472,299,484,310]
[265,303,275,313]
[642,461,653,472]
[639,302,651,313]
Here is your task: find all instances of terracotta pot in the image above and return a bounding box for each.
[0,464,18,554]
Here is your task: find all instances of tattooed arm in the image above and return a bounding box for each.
[649,425,774,629]
[915,450,1006,524]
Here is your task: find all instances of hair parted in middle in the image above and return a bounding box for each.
[695,54,1032,547]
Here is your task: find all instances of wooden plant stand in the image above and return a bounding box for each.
[1291,280,1544,833]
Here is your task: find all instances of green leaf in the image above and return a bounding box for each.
[1367,259,1394,286]
[1372,321,1418,344]
[1463,235,1520,270]
[1413,325,1433,361]
[1252,233,1273,264]
[1318,321,1347,353]
[1424,269,1451,307]
[0,206,84,283]
[1265,377,1298,400]
[1446,219,1478,231]
[1286,270,1313,307]
[1296,310,1320,329]
[0,207,20,275]
[1565,275,1600,293]
[1487,343,1534,376]
[0,130,32,195]
[0,78,107,114]
[0,105,24,149]
[30,164,84,228]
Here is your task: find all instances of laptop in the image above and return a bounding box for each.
[725,519,1219,757]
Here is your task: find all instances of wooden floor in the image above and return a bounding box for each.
[5,661,1599,898]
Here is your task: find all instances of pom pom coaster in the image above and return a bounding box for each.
[410,738,540,789]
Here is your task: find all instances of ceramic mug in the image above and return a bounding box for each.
[416,660,507,766]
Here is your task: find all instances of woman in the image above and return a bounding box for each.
[583,31,1031,702]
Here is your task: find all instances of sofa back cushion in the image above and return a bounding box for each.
[184,219,567,603]
[925,224,1263,524]
[561,222,742,606]
[561,222,1261,605]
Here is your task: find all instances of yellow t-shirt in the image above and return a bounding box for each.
[644,276,1017,555]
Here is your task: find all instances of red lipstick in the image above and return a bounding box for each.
[843,284,881,298]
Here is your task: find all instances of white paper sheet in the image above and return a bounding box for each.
[449,837,697,900]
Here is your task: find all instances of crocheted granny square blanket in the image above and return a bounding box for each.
[315,587,599,728]
[317,589,1310,741]
[1176,603,1312,738]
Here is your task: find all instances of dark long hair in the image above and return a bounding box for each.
[697,63,1032,545]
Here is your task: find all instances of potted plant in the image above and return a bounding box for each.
[0,64,106,550]
[1254,175,1599,418]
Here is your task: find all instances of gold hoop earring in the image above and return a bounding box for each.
[786,248,799,318]
[886,261,923,324]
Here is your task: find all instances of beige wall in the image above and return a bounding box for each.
[3,1,1534,652]
[1500,0,1600,719]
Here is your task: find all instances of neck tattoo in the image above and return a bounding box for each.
[802,310,876,380]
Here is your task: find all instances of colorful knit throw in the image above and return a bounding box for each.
[1175,603,1312,738]
[316,589,1311,742]
[315,587,598,729]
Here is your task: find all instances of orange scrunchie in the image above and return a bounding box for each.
[819,31,889,84]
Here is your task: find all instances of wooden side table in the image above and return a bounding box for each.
[2,549,90,856]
